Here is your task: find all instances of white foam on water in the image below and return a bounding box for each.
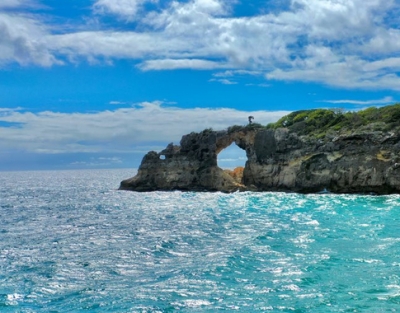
[6,293,23,305]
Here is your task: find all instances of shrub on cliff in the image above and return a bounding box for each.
[246,122,265,130]
[201,104,400,139]
[267,109,342,136]
[266,103,400,138]
[227,125,244,134]
[227,123,265,134]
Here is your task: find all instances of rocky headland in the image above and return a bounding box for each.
[120,105,400,194]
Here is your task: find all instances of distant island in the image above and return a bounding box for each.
[120,104,400,194]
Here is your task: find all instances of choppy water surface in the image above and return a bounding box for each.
[1,169,400,312]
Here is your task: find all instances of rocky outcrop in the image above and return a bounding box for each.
[119,126,400,194]
[120,128,255,192]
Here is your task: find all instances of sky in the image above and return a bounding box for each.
[1,0,400,171]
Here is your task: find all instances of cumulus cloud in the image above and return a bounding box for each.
[0,102,289,154]
[2,0,400,90]
[0,12,59,66]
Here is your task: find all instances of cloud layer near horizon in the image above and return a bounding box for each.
[0,102,290,154]
[2,0,400,90]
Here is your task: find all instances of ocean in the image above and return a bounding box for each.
[1,169,399,312]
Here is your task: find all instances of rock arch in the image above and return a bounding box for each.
[214,130,257,185]
[217,142,247,168]
[120,127,258,192]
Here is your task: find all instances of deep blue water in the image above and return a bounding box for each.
[1,169,400,312]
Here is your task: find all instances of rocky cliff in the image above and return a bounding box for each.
[120,105,400,194]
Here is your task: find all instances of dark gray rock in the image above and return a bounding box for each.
[120,126,400,194]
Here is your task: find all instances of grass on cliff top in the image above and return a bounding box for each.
[227,123,266,134]
[193,123,266,136]
[266,103,400,138]
[200,104,400,139]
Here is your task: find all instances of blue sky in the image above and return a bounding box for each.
[1,0,400,171]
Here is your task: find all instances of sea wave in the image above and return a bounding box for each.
[1,169,400,312]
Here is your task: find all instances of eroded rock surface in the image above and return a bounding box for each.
[119,127,400,194]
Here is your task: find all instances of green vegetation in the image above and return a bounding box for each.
[227,125,244,134]
[201,104,400,139]
[200,128,214,135]
[266,104,400,138]
[227,123,266,134]
[246,122,265,130]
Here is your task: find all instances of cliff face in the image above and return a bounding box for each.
[119,126,400,194]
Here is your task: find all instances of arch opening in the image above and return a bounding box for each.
[217,142,247,184]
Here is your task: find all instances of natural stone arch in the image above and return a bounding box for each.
[120,127,259,192]
[217,141,247,169]
[214,131,252,185]
[217,142,247,184]
[215,128,257,160]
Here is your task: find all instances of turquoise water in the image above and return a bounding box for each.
[1,169,400,312]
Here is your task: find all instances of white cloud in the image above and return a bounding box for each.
[109,101,127,105]
[360,28,400,55]
[0,12,60,66]
[209,78,237,85]
[139,59,225,70]
[219,158,238,162]
[0,107,23,114]
[93,0,158,20]
[2,0,400,90]
[290,0,390,40]
[321,96,396,105]
[246,83,270,88]
[0,0,24,9]
[213,70,262,77]
[266,53,400,90]
[0,102,289,154]
[363,57,400,72]
[70,157,123,167]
